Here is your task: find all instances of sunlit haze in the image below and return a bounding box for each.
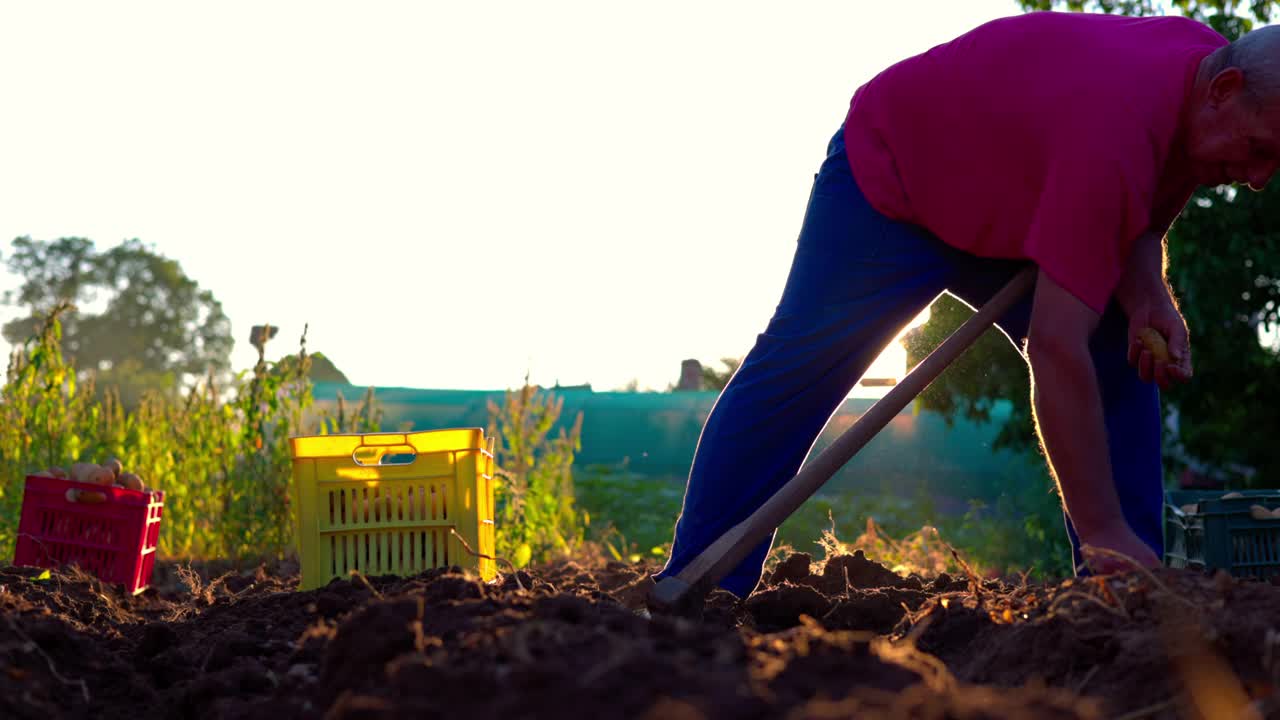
[0,0,1021,394]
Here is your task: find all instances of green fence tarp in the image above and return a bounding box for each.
[310,382,1043,505]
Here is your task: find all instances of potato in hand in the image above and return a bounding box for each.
[1136,327,1171,364]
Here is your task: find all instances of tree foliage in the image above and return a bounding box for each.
[2,237,233,405]
[902,298,1033,451]
[305,353,350,383]
[0,303,355,561]
[1020,0,1270,39]
[908,1,1280,485]
[1164,185,1280,482]
[701,357,742,391]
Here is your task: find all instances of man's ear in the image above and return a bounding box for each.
[1209,66,1246,107]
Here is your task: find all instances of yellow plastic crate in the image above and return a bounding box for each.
[289,428,497,590]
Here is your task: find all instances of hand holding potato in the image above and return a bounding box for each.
[1136,328,1170,363]
[1130,322,1192,390]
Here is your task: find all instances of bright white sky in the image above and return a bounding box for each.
[0,0,1023,394]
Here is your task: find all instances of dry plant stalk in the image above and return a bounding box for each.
[174,564,211,604]
[1079,545,1196,611]
[1155,600,1261,720]
[1046,590,1129,620]
[347,569,384,600]
[1111,698,1177,720]
[4,614,90,703]
[448,527,525,591]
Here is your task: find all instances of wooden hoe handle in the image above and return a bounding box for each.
[648,266,1037,611]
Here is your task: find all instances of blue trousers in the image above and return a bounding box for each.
[655,127,1164,598]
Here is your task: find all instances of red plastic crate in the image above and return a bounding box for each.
[13,474,165,594]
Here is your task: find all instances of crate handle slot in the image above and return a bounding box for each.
[352,444,418,466]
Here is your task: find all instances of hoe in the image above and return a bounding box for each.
[647,266,1038,613]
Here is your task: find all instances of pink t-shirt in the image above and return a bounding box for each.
[844,11,1225,313]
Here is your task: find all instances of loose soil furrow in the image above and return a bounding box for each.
[0,552,1276,719]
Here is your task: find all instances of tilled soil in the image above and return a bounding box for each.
[0,551,1278,719]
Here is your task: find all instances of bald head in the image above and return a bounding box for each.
[1178,23,1280,190]
[1210,25,1280,106]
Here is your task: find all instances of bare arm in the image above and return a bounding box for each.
[1025,269,1161,569]
[1112,230,1193,387]
[1113,230,1170,312]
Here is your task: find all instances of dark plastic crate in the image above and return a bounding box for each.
[1163,489,1280,579]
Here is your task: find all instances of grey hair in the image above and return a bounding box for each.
[1215,25,1280,104]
